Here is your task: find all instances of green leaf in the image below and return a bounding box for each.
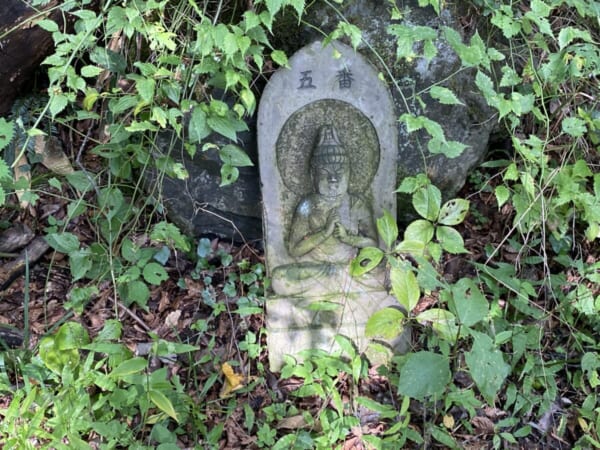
[0,118,15,151]
[376,210,398,249]
[45,232,80,254]
[413,184,441,221]
[208,115,238,141]
[69,249,93,281]
[365,308,405,340]
[438,199,469,225]
[404,219,434,244]
[110,357,148,378]
[55,322,90,350]
[350,247,384,276]
[219,144,253,167]
[271,50,288,67]
[149,389,179,422]
[494,185,510,208]
[390,266,420,313]
[151,221,190,252]
[143,262,169,285]
[465,330,510,404]
[37,19,59,33]
[39,336,79,374]
[562,117,587,137]
[436,226,468,254]
[448,278,489,327]
[136,77,156,103]
[122,280,150,308]
[397,351,450,400]
[220,164,239,186]
[265,0,284,16]
[430,86,464,105]
[417,308,458,342]
[394,239,425,256]
[188,108,210,144]
[80,65,103,78]
[49,93,69,118]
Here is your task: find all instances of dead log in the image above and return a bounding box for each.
[0,1,62,116]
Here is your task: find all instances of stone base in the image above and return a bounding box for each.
[266,290,410,371]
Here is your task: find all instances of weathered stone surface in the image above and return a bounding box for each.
[300,1,496,200]
[148,129,262,242]
[258,40,402,370]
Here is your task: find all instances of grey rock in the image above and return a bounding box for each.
[147,127,262,242]
[301,1,496,200]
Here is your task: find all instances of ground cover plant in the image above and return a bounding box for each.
[0,0,598,448]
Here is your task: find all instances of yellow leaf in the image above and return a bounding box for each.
[443,414,455,429]
[578,417,589,433]
[219,362,244,398]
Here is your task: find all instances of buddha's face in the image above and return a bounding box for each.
[314,164,349,198]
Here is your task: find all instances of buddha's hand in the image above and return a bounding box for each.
[334,223,348,241]
[324,210,340,236]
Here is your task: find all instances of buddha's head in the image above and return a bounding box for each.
[311,125,349,198]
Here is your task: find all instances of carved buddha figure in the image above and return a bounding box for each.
[271,125,379,296]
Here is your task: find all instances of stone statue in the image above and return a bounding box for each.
[271,124,380,296]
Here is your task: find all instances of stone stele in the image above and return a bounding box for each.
[258,40,401,371]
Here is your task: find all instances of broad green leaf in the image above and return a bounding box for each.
[149,389,179,422]
[220,164,239,186]
[394,239,426,256]
[219,144,253,167]
[37,19,59,33]
[438,199,470,225]
[45,232,80,254]
[334,335,357,359]
[110,357,148,378]
[69,249,93,281]
[39,336,79,374]
[365,307,405,339]
[265,0,284,16]
[562,117,587,137]
[0,118,15,151]
[55,322,90,350]
[83,88,99,111]
[582,352,600,373]
[151,221,190,252]
[49,93,69,118]
[350,247,384,276]
[376,210,398,249]
[143,262,169,285]
[465,330,510,404]
[436,226,468,254]
[412,184,441,221]
[208,115,238,141]
[123,280,150,308]
[397,351,450,399]
[80,65,103,78]
[448,278,489,327]
[136,77,155,103]
[390,266,420,313]
[404,219,434,244]
[494,185,510,208]
[188,108,210,144]
[271,50,288,67]
[240,88,256,115]
[430,86,463,105]
[558,26,592,49]
[417,308,458,342]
